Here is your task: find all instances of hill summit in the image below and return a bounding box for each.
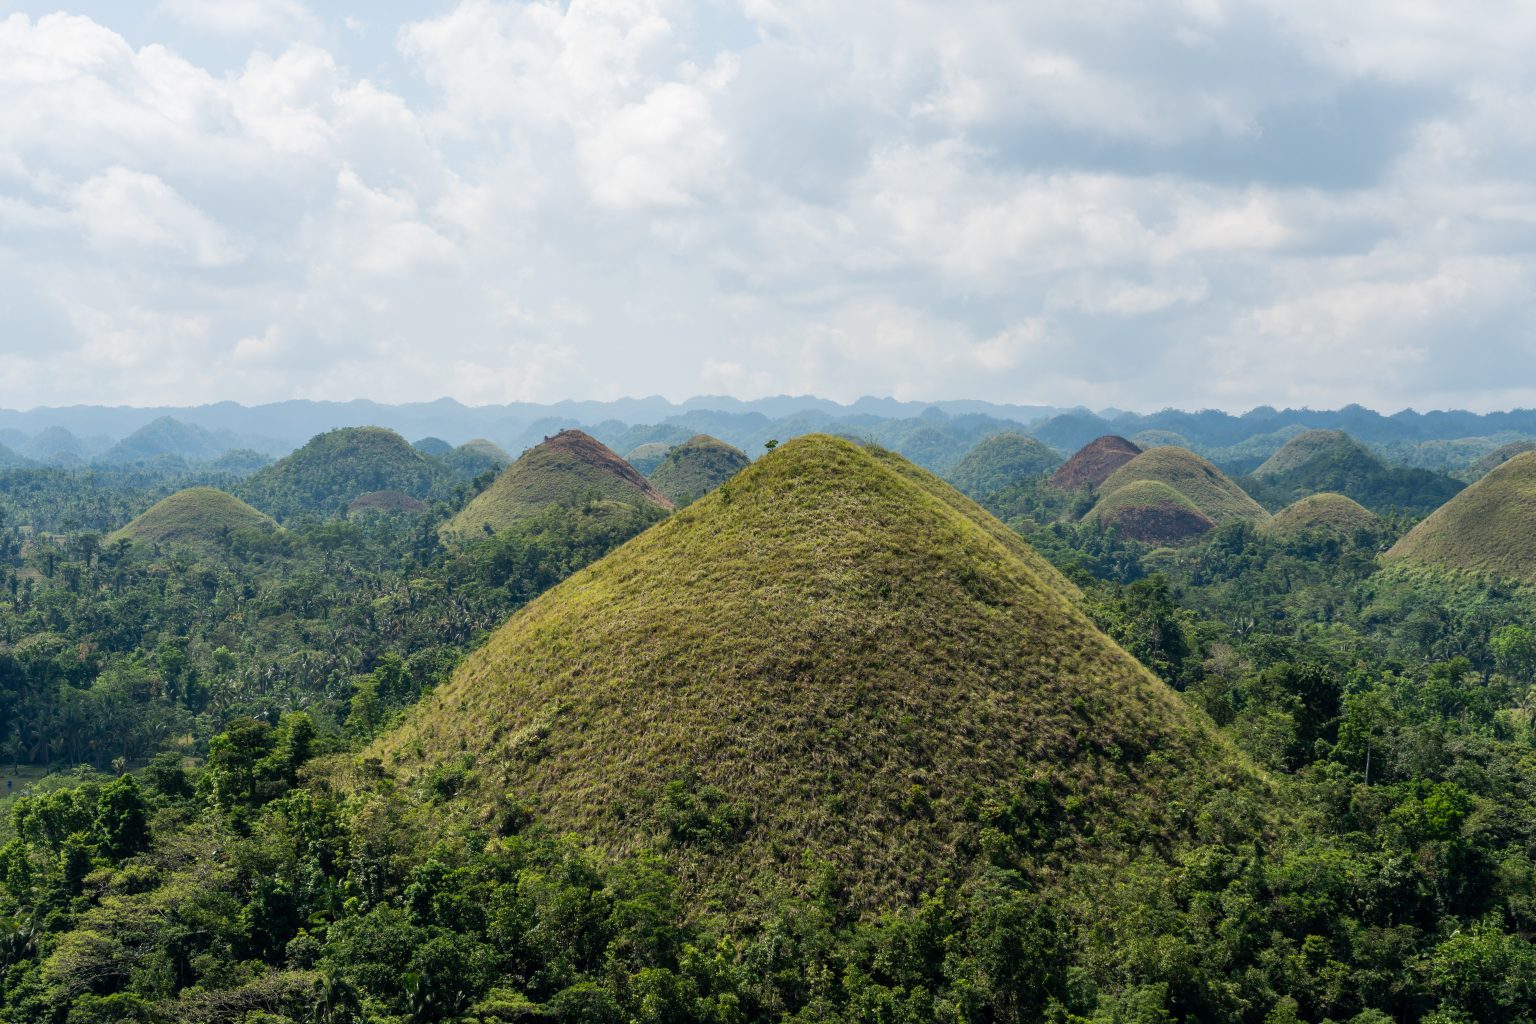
[1097,446,1269,528]
[1385,451,1536,581]
[376,435,1255,913]
[647,434,750,505]
[443,429,672,541]
[1265,492,1379,540]
[1246,429,1462,513]
[241,426,445,520]
[947,432,1062,500]
[110,488,277,549]
[1048,435,1142,491]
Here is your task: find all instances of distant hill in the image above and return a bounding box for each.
[439,439,514,480]
[109,488,277,549]
[1099,447,1269,527]
[208,449,271,477]
[442,429,672,541]
[623,442,673,475]
[1385,452,1536,581]
[1265,493,1380,541]
[947,433,1062,500]
[1087,479,1216,545]
[23,426,92,463]
[1244,429,1463,513]
[412,436,454,456]
[0,443,31,470]
[1048,436,1142,492]
[96,416,226,466]
[240,427,448,520]
[347,491,428,518]
[1460,440,1536,483]
[375,435,1257,913]
[647,435,750,505]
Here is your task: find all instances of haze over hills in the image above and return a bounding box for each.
[376,435,1260,913]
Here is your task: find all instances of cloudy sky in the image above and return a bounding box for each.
[1,0,1533,411]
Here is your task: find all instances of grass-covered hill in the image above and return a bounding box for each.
[239,426,448,521]
[1047,435,1142,491]
[412,436,454,456]
[623,441,673,475]
[1245,429,1463,513]
[1087,478,1216,545]
[375,435,1258,914]
[946,432,1062,500]
[1385,451,1536,581]
[1265,492,1380,540]
[442,429,672,541]
[1460,439,1536,482]
[108,487,277,549]
[647,434,750,505]
[439,438,514,480]
[1099,446,1269,527]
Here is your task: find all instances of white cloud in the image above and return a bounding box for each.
[73,167,239,266]
[156,0,318,38]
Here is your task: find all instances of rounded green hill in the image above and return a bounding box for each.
[1252,429,1379,479]
[624,442,675,476]
[241,426,445,520]
[440,438,514,479]
[1462,440,1536,482]
[1087,479,1215,545]
[947,432,1062,499]
[1385,451,1536,581]
[1265,492,1379,540]
[376,435,1258,914]
[442,429,673,541]
[1246,428,1462,513]
[1048,436,1142,491]
[110,488,277,549]
[1099,446,1269,526]
[647,434,750,505]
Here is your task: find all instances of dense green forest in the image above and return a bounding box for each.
[0,428,1534,1023]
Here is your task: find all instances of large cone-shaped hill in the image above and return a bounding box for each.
[947,432,1062,500]
[374,435,1258,913]
[1097,446,1269,527]
[1087,479,1215,545]
[241,427,446,520]
[1048,435,1142,491]
[110,488,277,548]
[647,434,750,505]
[1248,429,1461,514]
[443,429,672,541]
[1265,493,1379,541]
[1386,452,1536,581]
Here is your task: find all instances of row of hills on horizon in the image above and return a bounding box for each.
[8,397,1536,479]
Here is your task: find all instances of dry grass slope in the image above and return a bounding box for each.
[1088,479,1215,545]
[1101,446,1269,526]
[443,429,672,541]
[374,435,1260,915]
[1265,493,1379,539]
[1386,451,1536,581]
[110,488,277,548]
[1048,436,1142,492]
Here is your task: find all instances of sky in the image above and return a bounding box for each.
[1,1,1534,412]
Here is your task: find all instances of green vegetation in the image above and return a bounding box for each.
[1386,450,1536,581]
[1100,446,1269,526]
[1047,435,1141,491]
[1264,492,1380,541]
[380,435,1254,914]
[241,427,450,521]
[108,487,277,549]
[646,434,750,505]
[1245,429,1463,513]
[346,490,428,518]
[946,432,1062,500]
[7,414,1536,1022]
[1087,478,1215,544]
[442,429,672,541]
[439,439,513,481]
